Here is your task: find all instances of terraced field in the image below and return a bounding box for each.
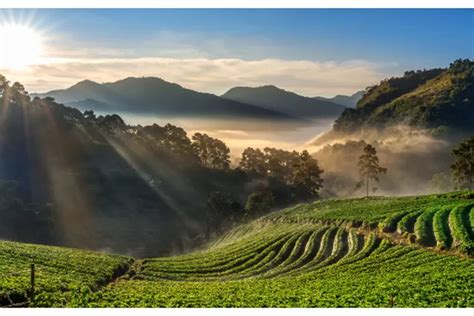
[266,191,474,256]
[0,191,473,307]
[137,223,381,281]
[0,241,131,306]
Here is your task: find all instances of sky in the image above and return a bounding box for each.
[0,9,473,96]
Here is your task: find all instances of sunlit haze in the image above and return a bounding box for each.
[0,23,43,69]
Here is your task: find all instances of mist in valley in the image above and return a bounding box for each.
[312,126,462,197]
[114,113,336,163]
[115,113,461,198]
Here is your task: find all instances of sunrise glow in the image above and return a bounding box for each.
[0,23,43,69]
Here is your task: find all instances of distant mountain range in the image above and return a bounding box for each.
[333,59,474,134]
[33,77,294,120]
[315,91,364,108]
[222,85,347,119]
[34,78,355,121]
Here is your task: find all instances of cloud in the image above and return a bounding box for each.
[1,57,389,97]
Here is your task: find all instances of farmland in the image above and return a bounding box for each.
[0,241,131,306]
[0,191,473,307]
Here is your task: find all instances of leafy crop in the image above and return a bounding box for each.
[1,191,472,307]
[0,241,130,306]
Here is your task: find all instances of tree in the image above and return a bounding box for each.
[357,144,387,197]
[239,147,325,203]
[83,110,96,121]
[98,114,126,134]
[11,82,30,104]
[0,74,8,98]
[192,133,231,170]
[244,186,275,218]
[292,150,324,199]
[451,136,474,190]
[140,123,198,162]
[239,147,267,174]
[206,191,240,240]
[263,148,300,183]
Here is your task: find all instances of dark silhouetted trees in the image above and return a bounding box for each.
[192,133,231,170]
[239,147,324,202]
[239,148,267,174]
[451,136,474,190]
[292,150,324,199]
[206,191,241,240]
[244,186,274,219]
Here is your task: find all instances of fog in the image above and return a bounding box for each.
[100,113,461,198]
[312,126,458,197]
[115,113,336,164]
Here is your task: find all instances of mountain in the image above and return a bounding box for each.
[316,90,364,108]
[221,85,346,119]
[33,77,295,120]
[333,59,474,133]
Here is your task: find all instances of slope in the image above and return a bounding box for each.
[333,59,474,133]
[1,77,301,259]
[1,191,472,307]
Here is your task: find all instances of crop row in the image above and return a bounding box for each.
[66,244,474,307]
[449,205,474,255]
[266,191,473,229]
[137,224,386,281]
[268,195,473,256]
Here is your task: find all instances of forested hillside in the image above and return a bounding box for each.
[333,59,474,133]
[0,75,323,257]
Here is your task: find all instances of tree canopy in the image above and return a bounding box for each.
[192,133,231,170]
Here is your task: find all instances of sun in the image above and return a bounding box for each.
[0,23,43,70]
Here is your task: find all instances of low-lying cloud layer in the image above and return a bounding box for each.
[312,126,458,197]
[1,57,387,97]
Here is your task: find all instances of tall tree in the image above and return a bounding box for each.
[451,136,474,190]
[192,133,231,170]
[292,150,324,199]
[239,147,267,174]
[357,144,387,197]
[263,147,299,183]
[139,123,198,162]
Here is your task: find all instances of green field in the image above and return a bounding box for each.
[1,191,473,307]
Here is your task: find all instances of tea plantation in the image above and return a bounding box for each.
[1,191,473,307]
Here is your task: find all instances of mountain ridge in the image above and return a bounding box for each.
[33,77,297,120]
[221,85,346,119]
[315,90,364,108]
